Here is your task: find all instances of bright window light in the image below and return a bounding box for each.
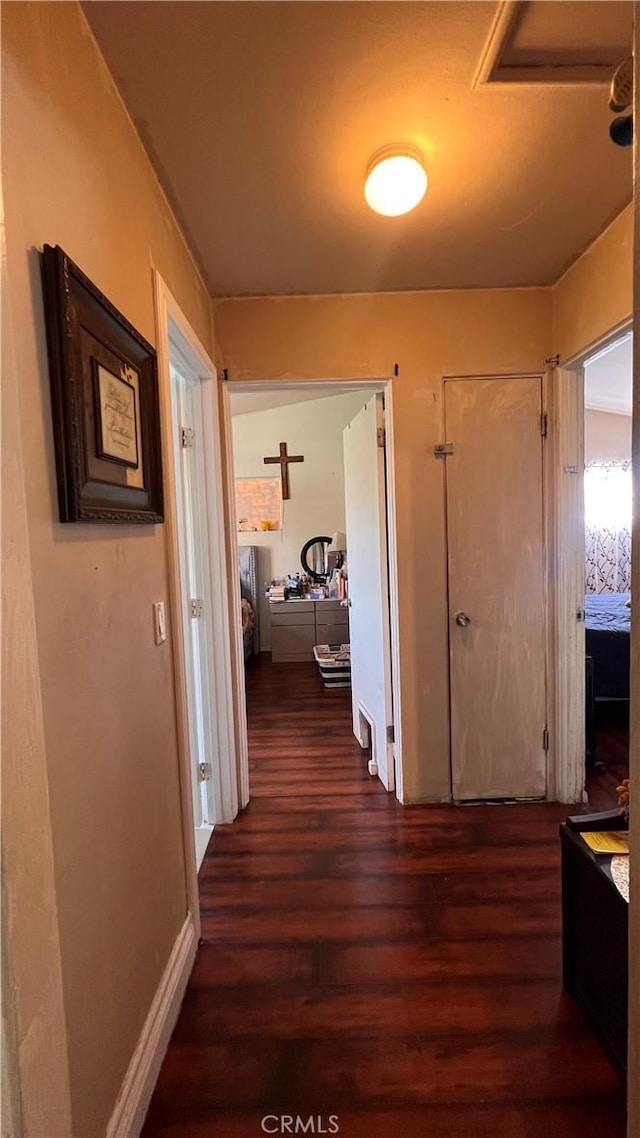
[584,462,632,530]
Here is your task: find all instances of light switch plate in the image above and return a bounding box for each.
[153,601,167,645]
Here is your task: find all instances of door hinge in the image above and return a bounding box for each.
[198,762,212,781]
[542,726,550,752]
[386,724,395,744]
[434,442,454,458]
[190,598,204,619]
[577,607,586,622]
[540,412,548,438]
[181,426,195,449]
[545,354,560,367]
[377,426,386,448]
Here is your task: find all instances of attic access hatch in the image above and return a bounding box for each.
[475,0,632,87]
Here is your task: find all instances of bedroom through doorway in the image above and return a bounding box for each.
[583,333,632,810]
[224,380,401,811]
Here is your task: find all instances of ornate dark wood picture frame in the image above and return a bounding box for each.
[41,244,164,523]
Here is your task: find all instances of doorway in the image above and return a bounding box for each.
[443,375,548,801]
[552,321,633,807]
[222,379,403,802]
[583,333,632,806]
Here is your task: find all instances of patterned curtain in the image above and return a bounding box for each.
[584,461,632,594]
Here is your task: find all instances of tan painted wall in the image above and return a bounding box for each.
[2,192,72,1137]
[552,204,633,363]
[215,288,552,802]
[584,409,632,463]
[2,4,212,1135]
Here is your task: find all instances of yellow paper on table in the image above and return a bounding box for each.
[581,831,630,855]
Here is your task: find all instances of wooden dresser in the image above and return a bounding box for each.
[269,599,349,663]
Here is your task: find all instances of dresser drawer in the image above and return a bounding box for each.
[315,599,348,614]
[272,624,316,658]
[316,622,350,645]
[316,607,349,631]
[324,608,349,627]
[270,603,315,626]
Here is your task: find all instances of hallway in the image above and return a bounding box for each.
[142,657,625,1137]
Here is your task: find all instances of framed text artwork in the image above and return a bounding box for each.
[40,244,164,523]
[235,477,282,532]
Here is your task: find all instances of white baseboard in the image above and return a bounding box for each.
[106,912,197,1138]
[195,824,214,869]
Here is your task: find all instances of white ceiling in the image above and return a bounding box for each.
[84,1,632,297]
[585,334,633,416]
[230,386,378,417]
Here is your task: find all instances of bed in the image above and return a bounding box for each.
[238,545,260,661]
[585,593,630,702]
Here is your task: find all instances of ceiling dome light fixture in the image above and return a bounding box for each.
[364,145,427,217]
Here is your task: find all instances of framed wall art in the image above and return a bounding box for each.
[41,244,164,523]
[235,476,282,532]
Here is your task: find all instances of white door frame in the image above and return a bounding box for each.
[548,361,586,803]
[154,272,239,926]
[551,318,632,803]
[219,376,404,802]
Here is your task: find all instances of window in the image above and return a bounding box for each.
[584,461,632,530]
[584,461,631,594]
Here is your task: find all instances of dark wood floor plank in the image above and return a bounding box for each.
[207,821,487,853]
[199,875,439,910]
[320,935,563,985]
[187,942,319,987]
[329,844,562,876]
[200,903,438,944]
[169,979,585,1042]
[280,1033,621,1106]
[145,1030,619,1116]
[431,866,560,903]
[198,900,561,944]
[142,655,625,1137]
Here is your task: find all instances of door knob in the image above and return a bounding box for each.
[455,612,471,627]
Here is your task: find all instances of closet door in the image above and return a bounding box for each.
[445,377,547,800]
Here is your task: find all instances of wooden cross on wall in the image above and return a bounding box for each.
[263,442,304,500]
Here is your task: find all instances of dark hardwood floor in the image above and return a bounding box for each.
[586,702,630,812]
[142,656,626,1137]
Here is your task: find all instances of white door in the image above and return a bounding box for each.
[171,349,238,862]
[445,377,547,801]
[343,395,394,790]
